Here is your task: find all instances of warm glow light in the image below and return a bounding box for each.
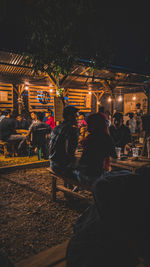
[118,96,123,102]
[50,89,53,92]
[25,85,29,90]
[97,101,100,105]
[107,97,112,102]
[89,91,92,95]
[132,96,136,100]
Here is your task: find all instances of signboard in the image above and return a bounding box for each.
[54,97,64,122]
[0,91,8,102]
[85,94,91,108]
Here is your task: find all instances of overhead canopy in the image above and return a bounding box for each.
[0,50,150,95]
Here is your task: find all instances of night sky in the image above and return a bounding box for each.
[0,5,150,74]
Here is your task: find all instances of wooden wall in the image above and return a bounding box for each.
[28,85,56,112]
[0,83,13,111]
[67,88,92,112]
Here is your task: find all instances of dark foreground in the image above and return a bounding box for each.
[0,167,91,265]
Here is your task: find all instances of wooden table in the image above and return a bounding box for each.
[16,129,29,136]
[111,156,150,173]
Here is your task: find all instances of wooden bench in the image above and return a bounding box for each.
[0,140,8,157]
[0,139,15,157]
[47,167,93,203]
[15,240,69,267]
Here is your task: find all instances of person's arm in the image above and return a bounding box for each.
[67,127,78,162]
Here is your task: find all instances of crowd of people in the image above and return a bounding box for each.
[0,108,54,158]
[1,104,150,266]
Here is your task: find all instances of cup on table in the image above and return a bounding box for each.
[132,147,139,157]
[115,147,121,159]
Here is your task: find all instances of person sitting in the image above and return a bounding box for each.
[75,112,116,186]
[135,103,143,134]
[15,114,29,129]
[126,112,136,134]
[45,108,56,130]
[141,115,150,158]
[109,112,131,153]
[77,113,87,144]
[49,106,79,176]
[0,109,26,155]
[27,112,51,159]
[0,109,5,122]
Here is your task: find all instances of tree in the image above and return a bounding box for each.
[24,0,114,77]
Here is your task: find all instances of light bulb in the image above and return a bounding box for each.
[132,96,136,100]
[89,91,92,95]
[49,89,53,92]
[25,85,28,90]
[118,96,122,102]
[108,97,112,102]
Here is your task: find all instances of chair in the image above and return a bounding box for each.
[28,126,50,160]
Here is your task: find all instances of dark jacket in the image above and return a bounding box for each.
[109,124,131,150]
[49,121,78,169]
[0,117,16,140]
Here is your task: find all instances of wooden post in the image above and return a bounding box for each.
[147,88,150,114]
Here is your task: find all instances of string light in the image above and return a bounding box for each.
[89,91,92,95]
[132,96,136,100]
[107,96,112,102]
[118,95,123,102]
[25,85,29,90]
[49,89,53,92]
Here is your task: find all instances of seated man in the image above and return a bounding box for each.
[27,112,51,159]
[15,114,29,129]
[0,109,26,155]
[109,112,131,152]
[141,115,150,158]
[49,106,79,176]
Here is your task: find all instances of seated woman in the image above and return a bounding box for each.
[75,112,117,186]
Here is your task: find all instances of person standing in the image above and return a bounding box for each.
[45,108,56,130]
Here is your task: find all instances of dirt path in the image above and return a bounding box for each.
[0,167,92,265]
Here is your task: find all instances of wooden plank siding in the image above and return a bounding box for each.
[28,85,56,112]
[0,83,13,111]
[67,88,92,112]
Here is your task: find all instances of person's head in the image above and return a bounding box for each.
[113,112,123,128]
[3,109,12,118]
[129,113,134,119]
[36,112,44,122]
[136,103,141,109]
[16,115,22,122]
[31,112,37,120]
[87,112,108,134]
[63,106,79,125]
[78,114,84,121]
[98,106,105,113]
[45,108,53,118]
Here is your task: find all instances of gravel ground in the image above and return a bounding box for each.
[0,167,92,265]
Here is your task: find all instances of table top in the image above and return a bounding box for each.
[111,156,150,172]
[16,129,29,136]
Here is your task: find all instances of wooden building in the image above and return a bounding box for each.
[0,50,150,117]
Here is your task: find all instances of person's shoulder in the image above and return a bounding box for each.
[109,125,115,131]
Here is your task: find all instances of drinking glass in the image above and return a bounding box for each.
[132,147,139,157]
[115,147,121,159]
